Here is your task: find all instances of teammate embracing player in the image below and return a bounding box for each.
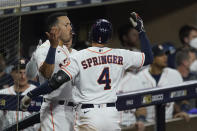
[25,12,77,131]
[21,12,153,131]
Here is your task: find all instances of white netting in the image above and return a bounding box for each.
[0,1,23,131]
[0,14,39,130]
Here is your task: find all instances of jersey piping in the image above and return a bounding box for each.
[86,48,112,54]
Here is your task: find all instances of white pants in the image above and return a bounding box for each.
[40,101,74,131]
[74,106,120,131]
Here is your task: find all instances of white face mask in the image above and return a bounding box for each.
[189,37,197,49]
[190,60,197,73]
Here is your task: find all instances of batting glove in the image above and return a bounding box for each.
[20,95,32,111]
[129,12,145,33]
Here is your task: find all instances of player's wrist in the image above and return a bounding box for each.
[51,44,58,48]
[45,46,56,64]
[136,22,145,33]
[27,91,33,98]
[136,115,147,122]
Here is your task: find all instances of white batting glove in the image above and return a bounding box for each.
[20,95,32,111]
[129,12,145,33]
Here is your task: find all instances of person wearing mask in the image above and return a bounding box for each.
[179,25,197,48]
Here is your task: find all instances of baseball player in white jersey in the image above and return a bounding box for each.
[136,44,186,122]
[25,12,77,131]
[117,71,146,131]
[0,58,39,131]
[21,12,153,131]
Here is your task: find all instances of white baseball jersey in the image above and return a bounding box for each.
[34,40,74,101]
[62,46,145,104]
[34,40,77,131]
[137,67,183,122]
[61,46,144,131]
[0,85,39,131]
[117,71,146,126]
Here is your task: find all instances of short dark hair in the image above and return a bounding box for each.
[117,24,135,45]
[179,25,197,44]
[46,12,67,32]
[175,48,190,66]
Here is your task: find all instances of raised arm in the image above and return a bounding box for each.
[129,12,153,66]
[39,27,61,79]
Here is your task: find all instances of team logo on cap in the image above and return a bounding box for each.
[158,45,163,50]
[20,59,25,64]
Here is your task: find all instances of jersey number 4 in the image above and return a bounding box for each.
[97,67,111,90]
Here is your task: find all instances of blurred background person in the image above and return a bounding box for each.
[0,58,40,130]
[188,38,197,73]
[117,71,146,131]
[162,42,177,69]
[176,48,197,81]
[118,24,139,51]
[174,48,197,114]
[179,25,197,49]
[116,13,154,131]
[137,44,189,123]
[0,54,13,90]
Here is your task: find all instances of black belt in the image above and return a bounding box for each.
[43,98,74,106]
[67,102,75,107]
[81,103,116,109]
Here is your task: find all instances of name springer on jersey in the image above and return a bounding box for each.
[81,55,123,69]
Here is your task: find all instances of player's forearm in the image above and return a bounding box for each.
[27,70,71,98]
[39,63,54,79]
[139,32,153,66]
[27,81,53,98]
[40,46,56,79]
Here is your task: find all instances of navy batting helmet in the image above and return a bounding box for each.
[90,19,112,44]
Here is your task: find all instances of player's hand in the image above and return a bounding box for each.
[135,121,145,131]
[174,112,190,122]
[129,12,145,33]
[20,95,32,111]
[45,26,61,48]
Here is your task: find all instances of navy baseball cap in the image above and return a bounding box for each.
[152,44,168,57]
[12,58,28,71]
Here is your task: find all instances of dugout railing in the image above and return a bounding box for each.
[1,80,197,131]
[0,0,138,17]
